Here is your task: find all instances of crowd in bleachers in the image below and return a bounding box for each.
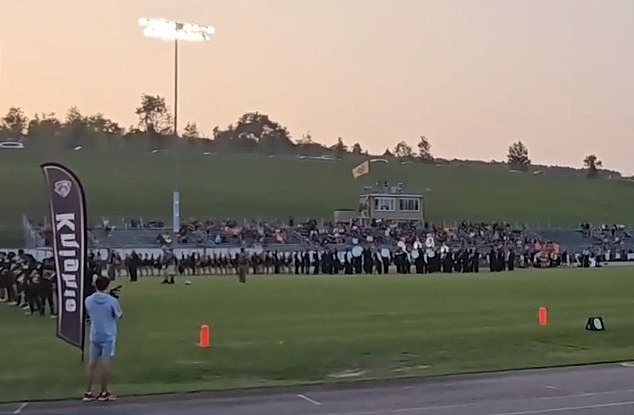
[295,219,545,254]
[80,217,299,248]
[579,222,633,253]
[580,222,631,243]
[296,219,394,246]
[27,216,634,259]
[175,219,269,245]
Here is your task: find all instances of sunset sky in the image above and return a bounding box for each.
[0,0,632,172]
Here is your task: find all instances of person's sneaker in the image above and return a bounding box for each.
[82,392,95,402]
[97,391,116,401]
[51,314,57,319]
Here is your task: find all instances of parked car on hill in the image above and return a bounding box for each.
[0,141,25,150]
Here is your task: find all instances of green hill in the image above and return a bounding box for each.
[1,145,633,246]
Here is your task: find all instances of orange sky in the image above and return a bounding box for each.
[1,0,632,173]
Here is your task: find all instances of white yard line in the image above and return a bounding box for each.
[297,393,322,405]
[12,403,28,414]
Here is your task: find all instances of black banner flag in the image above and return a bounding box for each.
[41,163,87,351]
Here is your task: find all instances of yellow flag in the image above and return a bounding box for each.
[352,160,370,179]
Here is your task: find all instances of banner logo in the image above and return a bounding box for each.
[54,180,72,198]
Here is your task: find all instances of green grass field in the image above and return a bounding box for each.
[3,146,634,245]
[2,268,634,403]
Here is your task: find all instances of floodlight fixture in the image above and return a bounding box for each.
[138,17,214,42]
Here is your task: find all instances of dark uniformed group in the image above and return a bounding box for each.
[0,242,523,317]
[0,250,57,317]
[0,250,124,318]
[107,245,522,279]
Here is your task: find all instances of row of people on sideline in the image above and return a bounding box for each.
[101,246,568,280]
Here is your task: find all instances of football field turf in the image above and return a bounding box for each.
[2,267,634,403]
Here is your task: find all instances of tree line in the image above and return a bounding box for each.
[0,94,605,178]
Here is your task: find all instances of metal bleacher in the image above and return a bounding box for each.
[90,228,163,248]
[533,228,632,252]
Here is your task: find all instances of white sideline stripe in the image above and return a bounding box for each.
[322,395,634,415]
[297,393,322,405]
[12,403,27,414]
[488,400,634,415]
[336,386,634,410]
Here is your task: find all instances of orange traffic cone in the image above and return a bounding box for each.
[538,307,548,326]
[199,324,210,348]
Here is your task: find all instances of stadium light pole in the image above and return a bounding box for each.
[138,17,214,135]
[138,17,214,238]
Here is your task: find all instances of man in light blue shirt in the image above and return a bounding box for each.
[83,276,123,402]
